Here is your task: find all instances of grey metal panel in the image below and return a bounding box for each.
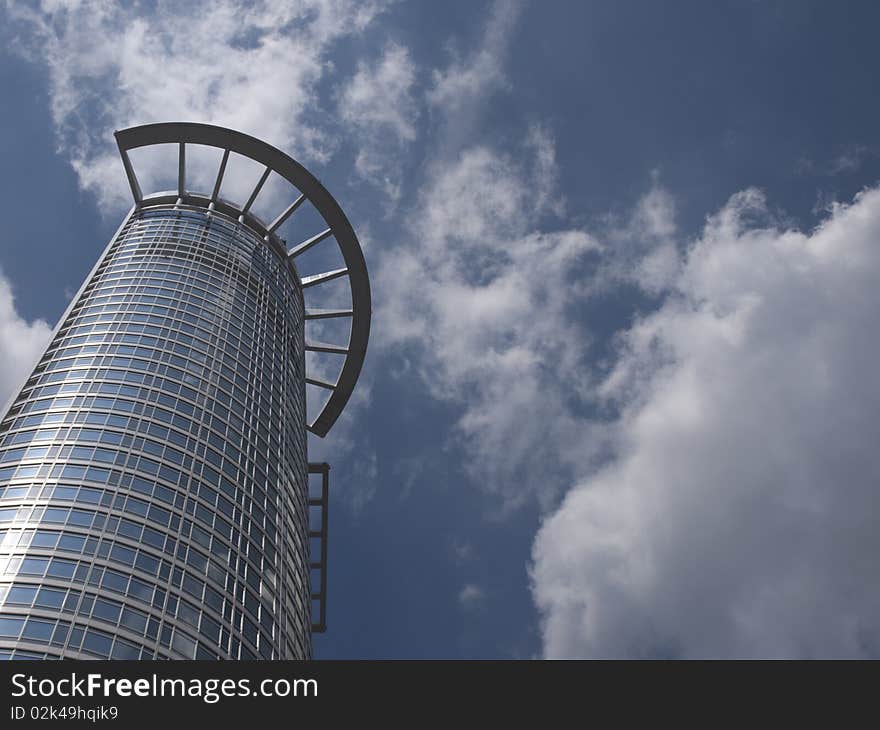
[114,122,371,438]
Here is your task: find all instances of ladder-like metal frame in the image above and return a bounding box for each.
[308,463,330,633]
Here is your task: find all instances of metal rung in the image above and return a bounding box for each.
[305,308,354,320]
[242,165,271,213]
[301,268,348,288]
[177,142,186,198]
[306,376,336,390]
[305,340,348,355]
[288,228,332,258]
[211,149,230,202]
[268,193,306,233]
[308,463,329,634]
[119,149,143,203]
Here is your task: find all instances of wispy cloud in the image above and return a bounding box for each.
[427,0,523,153]
[796,143,877,178]
[338,41,419,203]
[371,1,609,511]
[594,179,681,296]
[376,134,601,510]
[458,583,486,611]
[5,0,390,213]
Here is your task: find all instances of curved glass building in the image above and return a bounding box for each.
[0,123,370,660]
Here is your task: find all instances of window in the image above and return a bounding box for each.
[31,531,58,548]
[111,639,141,660]
[93,598,121,623]
[0,617,24,637]
[101,570,128,594]
[82,630,113,657]
[127,578,152,602]
[7,585,38,605]
[120,607,147,634]
[35,588,65,609]
[110,544,136,566]
[67,510,93,528]
[171,630,196,659]
[59,534,86,552]
[20,558,49,575]
[22,619,54,642]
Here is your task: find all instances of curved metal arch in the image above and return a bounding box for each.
[114,122,371,437]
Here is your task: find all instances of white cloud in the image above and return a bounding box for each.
[797,144,877,178]
[532,186,880,658]
[450,538,475,564]
[0,273,52,409]
[371,1,605,510]
[459,583,486,610]
[377,135,601,509]
[830,144,874,175]
[427,0,522,152]
[585,179,681,297]
[5,0,389,213]
[338,42,418,202]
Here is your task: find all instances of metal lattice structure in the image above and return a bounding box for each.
[115,122,371,438]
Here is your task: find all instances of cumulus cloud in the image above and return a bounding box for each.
[532,186,880,658]
[338,42,418,202]
[5,0,389,213]
[0,273,52,408]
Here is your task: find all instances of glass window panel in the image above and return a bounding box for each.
[120,607,147,634]
[82,630,113,657]
[31,531,59,548]
[47,560,76,579]
[35,588,65,609]
[93,598,121,623]
[0,617,25,637]
[111,639,141,660]
[22,619,54,642]
[7,585,38,605]
[58,534,86,552]
[20,558,49,575]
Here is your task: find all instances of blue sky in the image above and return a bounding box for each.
[2,0,880,658]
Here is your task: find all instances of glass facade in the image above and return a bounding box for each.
[0,203,310,659]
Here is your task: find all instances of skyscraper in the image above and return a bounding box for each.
[0,123,370,659]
